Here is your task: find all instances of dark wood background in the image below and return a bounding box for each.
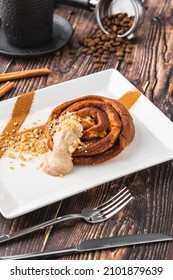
[0,0,172,259]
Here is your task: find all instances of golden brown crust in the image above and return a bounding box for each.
[44,95,135,164]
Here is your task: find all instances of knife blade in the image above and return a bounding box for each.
[0,233,172,259]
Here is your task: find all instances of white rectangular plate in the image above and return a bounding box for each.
[0,69,173,218]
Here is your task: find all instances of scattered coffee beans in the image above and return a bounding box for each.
[81,13,134,68]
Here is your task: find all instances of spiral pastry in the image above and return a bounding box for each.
[45,95,135,164]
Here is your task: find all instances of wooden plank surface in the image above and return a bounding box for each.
[0,0,172,260]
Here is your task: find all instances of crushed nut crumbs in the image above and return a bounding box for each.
[49,112,82,137]
[0,126,48,159]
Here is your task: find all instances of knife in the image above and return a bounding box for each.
[0,233,172,259]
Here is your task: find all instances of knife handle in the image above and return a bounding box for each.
[0,246,78,260]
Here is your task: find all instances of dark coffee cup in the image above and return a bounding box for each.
[1,0,54,47]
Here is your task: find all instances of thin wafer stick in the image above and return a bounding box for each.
[0,68,50,82]
[0,81,14,98]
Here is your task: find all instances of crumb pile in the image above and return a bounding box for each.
[0,126,48,162]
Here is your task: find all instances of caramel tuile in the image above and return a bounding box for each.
[118,90,141,110]
[0,91,35,158]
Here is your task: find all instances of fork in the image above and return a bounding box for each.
[0,187,133,244]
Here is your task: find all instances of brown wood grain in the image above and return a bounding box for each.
[0,0,172,260]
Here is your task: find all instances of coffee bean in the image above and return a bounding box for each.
[87,50,93,55]
[125,58,133,64]
[116,51,124,57]
[82,48,88,53]
[93,58,100,63]
[104,42,111,48]
[101,35,109,41]
[109,47,116,52]
[98,49,104,54]
[93,53,100,57]
[112,25,118,32]
[102,54,110,60]
[125,47,132,53]
[87,38,99,47]
[112,42,121,46]
[117,57,124,61]
[99,58,108,63]
[103,51,110,55]
[117,29,125,35]
[110,34,116,39]
[93,63,101,70]
[116,13,127,19]
[115,37,124,42]
[81,13,135,65]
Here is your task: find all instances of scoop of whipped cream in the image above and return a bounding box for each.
[41,112,83,177]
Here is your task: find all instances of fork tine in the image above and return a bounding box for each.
[93,187,127,211]
[93,187,130,212]
[102,196,133,219]
[99,192,131,213]
[99,192,133,215]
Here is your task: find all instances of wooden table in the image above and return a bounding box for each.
[0,0,172,260]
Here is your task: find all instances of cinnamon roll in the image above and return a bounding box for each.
[45,95,135,164]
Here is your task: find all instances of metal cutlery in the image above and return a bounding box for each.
[0,187,133,244]
[0,233,172,259]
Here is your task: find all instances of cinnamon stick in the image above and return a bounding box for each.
[0,68,50,82]
[0,81,14,98]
